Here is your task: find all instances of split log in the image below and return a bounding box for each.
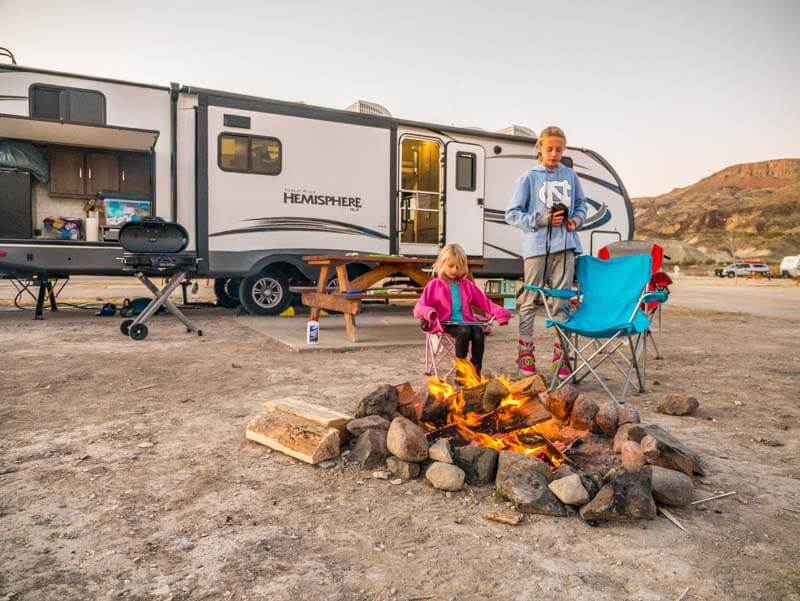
[507,374,547,396]
[483,377,510,412]
[495,398,552,432]
[483,511,522,525]
[246,411,340,464]
[420,392,450,425]
[461,383,488,415]
[262,397,351,434]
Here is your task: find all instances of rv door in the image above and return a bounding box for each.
[445,142,484,256]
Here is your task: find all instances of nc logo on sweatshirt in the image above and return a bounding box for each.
[538,180,572,207]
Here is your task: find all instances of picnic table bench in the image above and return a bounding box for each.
[290,254,496,342]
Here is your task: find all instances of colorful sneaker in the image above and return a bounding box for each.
[551,342,571,380]
[517,339,537,375]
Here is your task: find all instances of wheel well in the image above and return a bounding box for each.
[260,261,310,286]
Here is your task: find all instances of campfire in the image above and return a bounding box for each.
[246,359,708,525]
[419,359,570,469]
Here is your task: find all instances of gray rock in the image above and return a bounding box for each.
[541,385,578,421]
[353,384,398,419]
[351,429,388,470]
[579,467,656,522]
[651,465,694,506]
[621,441,646,471]
[548,474,590,505]
[595,401,619,438]
[346,415,391,437]
[425,462,465,491]
[554,464,578,479]
[657,394,700,416]
[453,446,499,486]
[629,424,704,475]
[569,396,601,434]
[495,451,566,516]
[580,474,600,500]
[616,404,641,425]
[641,435,693,477]
[386,417,428,462]
[428,438,454,464]
[613,423,637,453]
[386,456,421,480]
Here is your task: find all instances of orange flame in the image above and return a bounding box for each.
[424,360,566,468]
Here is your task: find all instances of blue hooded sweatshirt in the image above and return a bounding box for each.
[505,163,588,258]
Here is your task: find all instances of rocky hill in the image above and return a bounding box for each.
[632,159,800,264]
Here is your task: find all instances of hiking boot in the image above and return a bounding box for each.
[517,340,537,375]
[551,342,571,381]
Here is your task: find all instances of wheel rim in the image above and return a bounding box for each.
[251,276,283,309]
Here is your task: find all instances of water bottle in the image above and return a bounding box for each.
[306,319,319,344]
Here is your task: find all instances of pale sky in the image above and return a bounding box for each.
[2,0,798,197]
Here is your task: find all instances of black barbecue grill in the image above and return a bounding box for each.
[117,219,203,340]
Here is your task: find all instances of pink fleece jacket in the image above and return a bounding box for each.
[413,277,512,333]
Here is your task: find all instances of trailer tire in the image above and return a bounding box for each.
[727,272,735,278]
[213,277,241,308]
[239,270,292,316]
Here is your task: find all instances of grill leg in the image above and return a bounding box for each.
[130,272,201,335]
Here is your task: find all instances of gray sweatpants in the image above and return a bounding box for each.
[518,250,575,341]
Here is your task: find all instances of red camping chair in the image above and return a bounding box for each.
[598,240,672,359]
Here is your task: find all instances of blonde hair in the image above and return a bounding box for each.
[433,243,468,279]
[536,125,566,163]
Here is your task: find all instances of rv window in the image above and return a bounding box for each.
[218,134,282,175]
[31,87,61,120]
[67,89,106,124]
[30,85,106,124]
[219,135,249,171]
[251,137,281,175]
[455,152,476,191]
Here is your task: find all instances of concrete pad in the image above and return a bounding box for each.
[238,305,520,352]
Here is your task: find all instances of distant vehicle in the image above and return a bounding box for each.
[779,255,800,278]
[717,262,770,278]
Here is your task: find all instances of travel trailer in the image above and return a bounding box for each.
[0,64,634,314]
[779,255,800,278]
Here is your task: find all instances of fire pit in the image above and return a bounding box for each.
[246,360,706,525]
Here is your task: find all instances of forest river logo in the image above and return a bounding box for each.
[283,188,362,212]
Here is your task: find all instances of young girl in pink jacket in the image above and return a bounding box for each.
[414,244,511,375]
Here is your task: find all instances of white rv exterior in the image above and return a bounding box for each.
[0,64,634,314]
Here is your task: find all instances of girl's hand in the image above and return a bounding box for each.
[565,218,577,232]
[549,209,566,227]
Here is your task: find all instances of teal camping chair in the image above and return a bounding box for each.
[525,254,667,404]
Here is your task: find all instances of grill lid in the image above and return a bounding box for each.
[119,218,189,255]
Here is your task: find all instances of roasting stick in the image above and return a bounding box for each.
[690,491,736,505]
[658,506,686,531]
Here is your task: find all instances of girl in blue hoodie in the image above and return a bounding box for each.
[505,126,587,379]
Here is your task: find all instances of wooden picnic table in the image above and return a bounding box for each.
[291,254,485,343]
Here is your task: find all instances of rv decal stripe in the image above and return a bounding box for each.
[576,173,622,194]
[578,198,613,231]
[483,243,522,258]
[210,217,389,240]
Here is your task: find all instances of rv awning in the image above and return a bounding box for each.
[0,114,159,151]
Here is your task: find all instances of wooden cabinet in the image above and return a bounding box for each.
[120,154,151,196]
[86,152,119,196]
[48,148,151,199]
[49,148,85,196]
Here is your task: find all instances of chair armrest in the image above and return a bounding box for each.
[642,291,669,304]
[523,284,579,299]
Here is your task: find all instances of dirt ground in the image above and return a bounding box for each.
[1,298,799,600]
